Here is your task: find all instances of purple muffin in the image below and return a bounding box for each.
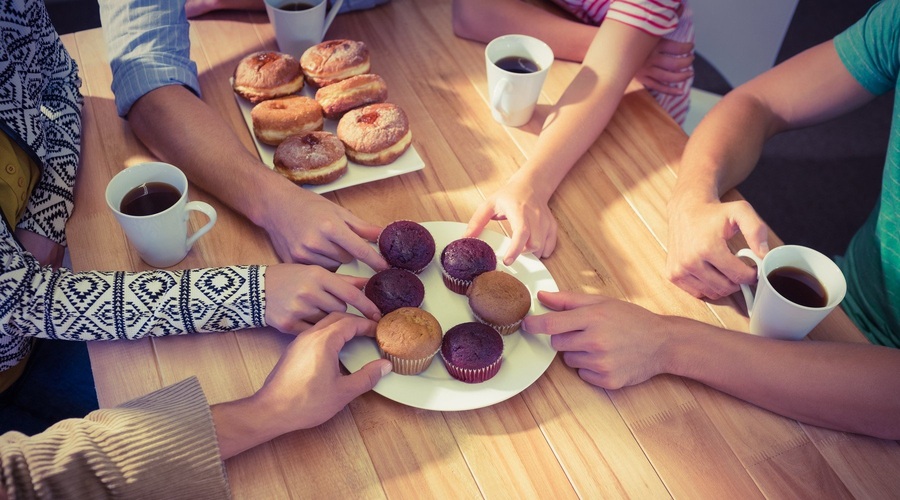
[439,238,497,294]
[365,268,425,315]
[440,322,503,383]
[377,220,435,273]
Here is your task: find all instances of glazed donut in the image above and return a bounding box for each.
[273,131,348,185]
[301,39,370,87]
[233,51,305,103]
[337,103,412,166]
[315,74,388,120]
[251,95,324,146]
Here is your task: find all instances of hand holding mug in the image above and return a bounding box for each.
[736,245,846,340]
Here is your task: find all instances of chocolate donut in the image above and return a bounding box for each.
[315,74,388,119]
[273,131,348,185]
[233,51,305,103]
[251,95,324,146]
[300,39,370,87]
[336,103,412,166]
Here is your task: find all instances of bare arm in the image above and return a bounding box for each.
[127,85,388,271]
[525,291,900,440]
[666,41,877,299]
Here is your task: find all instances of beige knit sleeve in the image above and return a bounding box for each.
[0,377,231,499]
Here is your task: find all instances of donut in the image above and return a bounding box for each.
[251,95,324,146]
[300,39,370,87]
[315,74,388,120]
[233,51,305,103]
[273,131,348,185]
[337,103,412,166]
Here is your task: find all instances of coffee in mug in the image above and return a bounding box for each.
[106,162,217,268]
[279,1,315,10]
[766,266,828,308]
[494,56,540,74]
[735,245,846,340]
[120,182,182,217]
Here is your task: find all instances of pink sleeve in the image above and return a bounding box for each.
[607,0,682,36]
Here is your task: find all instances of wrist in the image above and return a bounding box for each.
[211,392,285,460]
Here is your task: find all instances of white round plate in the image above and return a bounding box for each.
[338,221,558,411]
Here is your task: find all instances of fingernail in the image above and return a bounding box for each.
[759,242,769,254]
[381,361,393,376]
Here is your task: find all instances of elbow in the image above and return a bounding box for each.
[450,0,480,41]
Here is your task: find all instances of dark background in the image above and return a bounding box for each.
[44,0,891,258]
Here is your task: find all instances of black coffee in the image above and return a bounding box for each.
[767,266,828,308]
[120,182,181,217]
[495,56,540,74]
[279,1,315,10]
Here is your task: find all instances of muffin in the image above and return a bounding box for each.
[377,220,435,273]
[375,307,442,375]
[467,271,531,335]
[440,322,503,383]
[439,238,497,294]
[365,268,425,315]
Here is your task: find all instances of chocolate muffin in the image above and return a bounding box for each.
[440,238,497,294]
[377,220,435,273]
[365,268,425,315]
[375,307,442,375]
[440,322,503,383]
[467,271,532,335]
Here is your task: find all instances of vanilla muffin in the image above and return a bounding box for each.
[375,307,442,375]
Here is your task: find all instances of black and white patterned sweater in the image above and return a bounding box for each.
[0,1,265,372]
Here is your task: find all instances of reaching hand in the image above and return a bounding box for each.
[213,313,391,459]
[635,38,695,96]
[464,177,557,266]
[255,313,390,432]
[259,186,389,272]
[666,197,769,299]
[522,291,669,389]
[264,264,381,334]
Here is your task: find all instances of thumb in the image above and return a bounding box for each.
[732,203,769,257]
[341,359,391,396]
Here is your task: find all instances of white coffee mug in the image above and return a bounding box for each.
[106,162,217,268]
[736,245,846,340]
[485,34,554,127]
[265,0,344,58]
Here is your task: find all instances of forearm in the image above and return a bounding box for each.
[127,85,293,228]
[452,0,595,61]
[665,317,900,439]
[211,394,285,460]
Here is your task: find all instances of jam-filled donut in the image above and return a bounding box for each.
[315,74,388,120]
[337,103,412,166]
[251,95,324,146]
[233,51,305,103]
[300,39,370,87]
[273,131,348,185]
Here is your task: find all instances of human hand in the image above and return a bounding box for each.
[264,263,381,334]
[522,291,670,389]
[635,38,694,95]
[259,186,388,272]
[666,196,769,299]
[464,177,557,266]
[15,229,64,268]
[212,313,391,459]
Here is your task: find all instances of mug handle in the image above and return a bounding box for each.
[735,248,762,315]
[491,78,511,119]
[184,201,218,249]
[321,0,344,41]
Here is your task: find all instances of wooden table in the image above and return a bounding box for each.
[60,1,900,498]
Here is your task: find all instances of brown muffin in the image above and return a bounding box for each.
[375,307,442,375]
[467,271,531,335]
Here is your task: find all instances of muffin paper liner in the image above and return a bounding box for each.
[440,265,472,295]
[441,352,503,383]
[472,311,522,336]
[378,345,439,375]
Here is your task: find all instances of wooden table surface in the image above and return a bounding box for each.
[60,0,900,498]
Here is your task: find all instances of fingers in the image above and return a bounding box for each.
[465,202,495,238]
[328,222,388,272]
[535,290,609,311]
[326,275,381,320]
[341,358,392,396]
[503,214,530,266]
